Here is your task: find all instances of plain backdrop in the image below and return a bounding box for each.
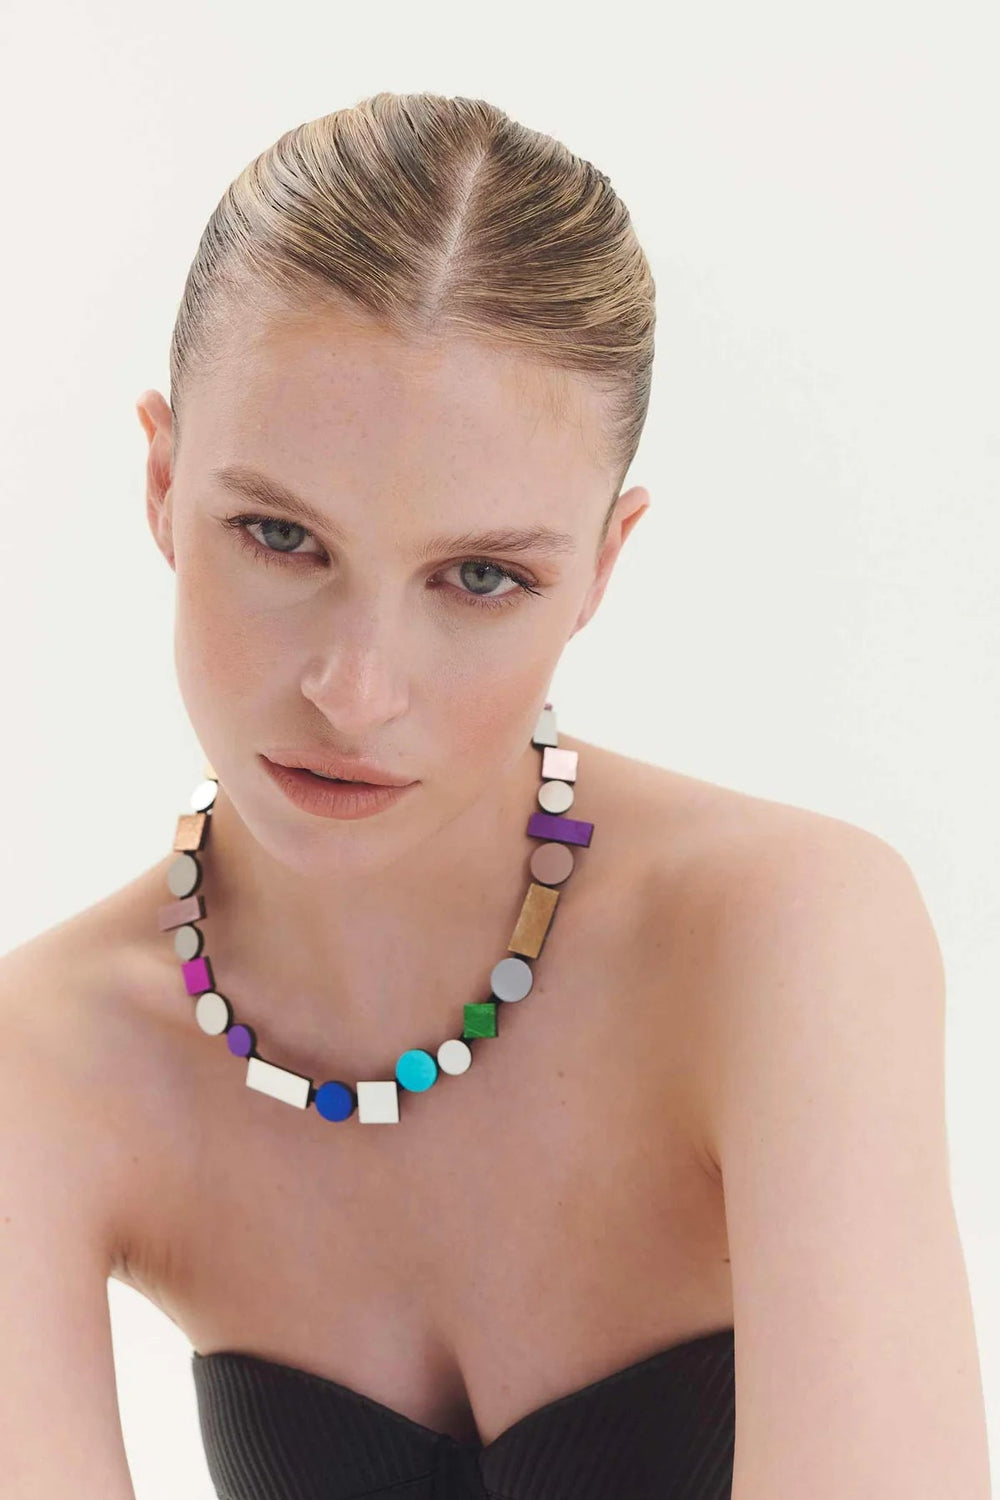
[0,0,997,1493]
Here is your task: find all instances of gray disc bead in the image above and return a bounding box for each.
[174,923,203,961]
[167,852,201,898]
[195,991,231,1035]
[538,779,575,814]
[490,955,534,1002]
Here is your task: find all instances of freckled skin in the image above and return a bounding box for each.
[136,303,649,1030]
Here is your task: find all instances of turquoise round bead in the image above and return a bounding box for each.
[395,1048,438,1092]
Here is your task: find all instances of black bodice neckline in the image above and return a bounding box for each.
[193,1323,735,1453]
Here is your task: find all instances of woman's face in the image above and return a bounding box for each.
[142,303,648,876]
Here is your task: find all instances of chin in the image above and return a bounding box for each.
[237,763,427,875]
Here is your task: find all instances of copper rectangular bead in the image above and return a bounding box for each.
[508,881,560,958]
[174,812,209,852]
[157,894,206,931]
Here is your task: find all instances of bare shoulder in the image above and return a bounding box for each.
[571,737,921,1174]
[568,731,898,863]
[0,943,120,1286]
[0,867,182,1279]
[607,767,986,1497]
[0,902,164,1497]
[564,733,909,952]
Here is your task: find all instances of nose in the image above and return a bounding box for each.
[298,600,411,736]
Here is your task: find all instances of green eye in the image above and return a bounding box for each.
[221,512,543,611]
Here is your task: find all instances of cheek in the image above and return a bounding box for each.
[422,640,557,782]
[173,568,289,734]
[416,587,573,704]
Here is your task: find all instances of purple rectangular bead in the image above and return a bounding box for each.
[527,810,594,847]
[182,955,213,995]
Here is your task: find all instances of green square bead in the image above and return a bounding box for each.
[463,1001,497,1039]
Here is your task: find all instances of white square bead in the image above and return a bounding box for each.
[357,1080,400,1123]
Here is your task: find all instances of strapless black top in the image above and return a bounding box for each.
[191,1324,736,1499]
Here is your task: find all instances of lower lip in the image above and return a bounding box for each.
[261,758,417,820]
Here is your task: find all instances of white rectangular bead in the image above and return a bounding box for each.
[542,745,578,782]
[357,1080,400,1123]
[245,1055,311,1109]
[531,707,558,747]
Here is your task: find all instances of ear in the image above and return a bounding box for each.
[571,485,651,635]
[136,389,176,571]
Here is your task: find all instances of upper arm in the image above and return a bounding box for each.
[696,820,991,1500]
[0,974,137,1499]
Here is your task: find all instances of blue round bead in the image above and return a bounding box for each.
[314,1080,355,1121]
[395,1048,438,1092]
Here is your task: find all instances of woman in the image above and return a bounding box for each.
[0,92,989,1500]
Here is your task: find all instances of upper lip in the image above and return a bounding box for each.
[264,751,416,787]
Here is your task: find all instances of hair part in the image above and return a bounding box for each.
[168,91,656,550]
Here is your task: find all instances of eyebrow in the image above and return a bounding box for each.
[208,463,579,560]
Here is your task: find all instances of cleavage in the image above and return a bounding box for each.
[193,1322,737,1451]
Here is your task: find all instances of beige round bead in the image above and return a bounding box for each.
[195,991,231,1036]
[167,852,201,898]
[538,779,574,814]
[437,1038,473,1075]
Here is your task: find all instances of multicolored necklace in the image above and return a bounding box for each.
[157,703,594,1125]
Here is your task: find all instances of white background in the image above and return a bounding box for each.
[0,0,996,1493]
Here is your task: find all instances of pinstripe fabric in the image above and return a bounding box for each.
[192,1325,735,1499]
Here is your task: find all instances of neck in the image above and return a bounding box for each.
[195,734,547,1044]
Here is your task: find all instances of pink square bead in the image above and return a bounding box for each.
[541,746,578,783]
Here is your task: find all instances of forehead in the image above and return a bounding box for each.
[177,302,612,494]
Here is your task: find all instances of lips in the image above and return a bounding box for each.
[261,757,417,820]
[263,752,415,788]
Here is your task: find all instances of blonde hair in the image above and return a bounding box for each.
[169,91,656,545]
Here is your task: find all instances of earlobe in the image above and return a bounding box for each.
[147,494,176,572]
[144,470,176,571]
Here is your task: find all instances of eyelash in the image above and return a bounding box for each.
[220,512,543,612]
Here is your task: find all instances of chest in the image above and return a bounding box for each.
[116,859,732,1444]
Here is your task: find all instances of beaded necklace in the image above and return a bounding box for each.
[156,703,594,1125]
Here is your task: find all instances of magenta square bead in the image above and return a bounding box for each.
[527,810,594,847]
[182,955,213,995]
